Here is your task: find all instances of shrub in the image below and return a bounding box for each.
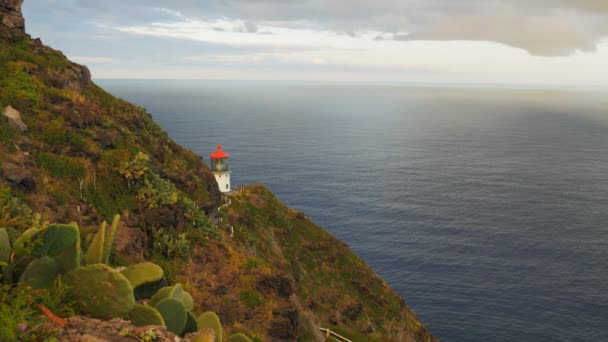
[151,228,190,259]
[137,173,178,209]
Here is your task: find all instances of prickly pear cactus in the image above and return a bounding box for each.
[120,262,164,299]
[170,283,184,300]
[182,310,199,336]
[127,304,165,327]
[102,215,120,264]
[197,311,223,342]
[154,297,187,335]
[32,223,81,273]
[19,256,58,289]
[150,283,191,307]
[149,286,173,307]
[63,264,135,319]
[182,291,194,311]
[84,221,106,265]
[12,227,42,258]
[0,228,10,264]
[229,333,253,342]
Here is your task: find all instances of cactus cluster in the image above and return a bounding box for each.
[146,283,200,336]
[1,215,244,341]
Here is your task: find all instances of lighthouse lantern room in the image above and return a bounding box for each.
[210,144,231,193]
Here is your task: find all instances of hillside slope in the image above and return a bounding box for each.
[0,1,437,341]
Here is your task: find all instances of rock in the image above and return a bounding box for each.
[2,105,27,132]
[143,205,185,230]
[1,161,35,191]
[50,316,185,342]
[0,0,25,39]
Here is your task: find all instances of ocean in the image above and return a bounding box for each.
[97,80,608,342]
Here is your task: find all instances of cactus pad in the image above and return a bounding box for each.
[149,286,172,307]
[182,291,194,311]
[182,310,199,336]
[127,304,165,327]
[120,262,164,299]
[31,223,81,273]
[63,264,135,319]
[103,215,120,264]
[154,297,187,335]
[19,256,58,289]
[229,333,253,342]
[197,311,223,342]
[0,228,10,264]
[32,224,78,257]
[84,221,106,265]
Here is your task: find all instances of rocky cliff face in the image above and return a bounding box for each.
[0,0,25,39]
[0,1,437,340]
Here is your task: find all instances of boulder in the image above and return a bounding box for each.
[2,105,28,132]
[1,161,35,191]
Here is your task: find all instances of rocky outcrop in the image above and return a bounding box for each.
[50,316,181,342]
[2,105,28,132]
[1,161,35,191]
[0,0,25,39]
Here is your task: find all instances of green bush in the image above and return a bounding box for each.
[151,228,190,259]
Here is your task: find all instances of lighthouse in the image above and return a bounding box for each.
[210,144,231,193]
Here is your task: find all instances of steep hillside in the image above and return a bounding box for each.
[0,1,437,341]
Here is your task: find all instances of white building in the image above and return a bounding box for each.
[210,144,231,193]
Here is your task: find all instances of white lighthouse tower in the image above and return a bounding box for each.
[210,144,231,193]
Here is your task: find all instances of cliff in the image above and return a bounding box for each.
[0,1,437,341]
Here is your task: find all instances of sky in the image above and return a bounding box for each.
[22,0,608,85]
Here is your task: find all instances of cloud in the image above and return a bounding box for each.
[24,0,608,56]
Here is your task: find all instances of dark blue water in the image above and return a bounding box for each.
[98,80,608,342]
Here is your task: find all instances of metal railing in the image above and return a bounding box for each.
[319,328,353,342]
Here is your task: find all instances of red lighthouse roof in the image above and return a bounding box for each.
[210,144,229,159]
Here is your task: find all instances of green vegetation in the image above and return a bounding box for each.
[36,153,85,179]
[151,228,191,259]
[239,290,263,309]
[0,282,75,342]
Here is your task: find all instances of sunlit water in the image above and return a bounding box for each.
[98,80,608,342]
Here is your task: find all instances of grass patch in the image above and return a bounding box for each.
[239,290,263,309]
[36,153,85,178]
